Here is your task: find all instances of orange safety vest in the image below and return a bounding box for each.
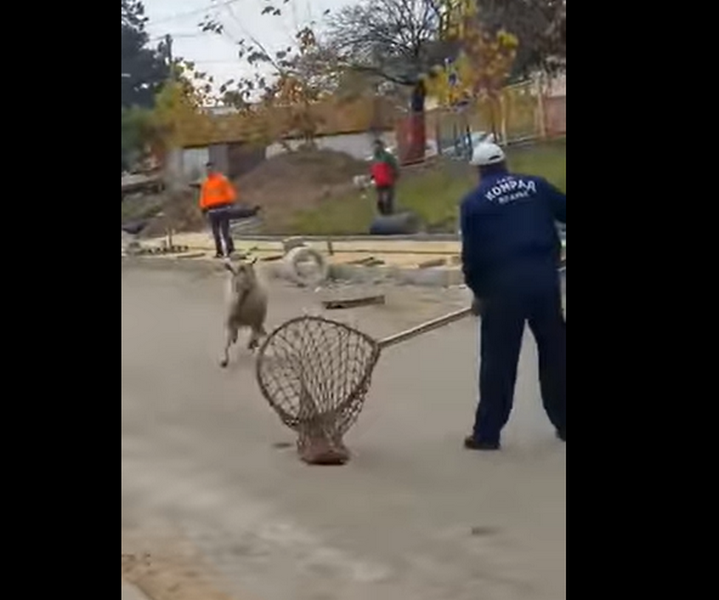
[199,173,237,210]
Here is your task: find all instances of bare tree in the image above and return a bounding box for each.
[328,0,451,115]
[328,0,566,107]
[195,6,344,146]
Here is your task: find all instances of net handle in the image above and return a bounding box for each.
[377,262,565,350]
[378,306,474,350]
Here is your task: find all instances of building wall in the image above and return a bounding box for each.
[178,96,397,149]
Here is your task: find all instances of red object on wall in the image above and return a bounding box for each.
[396,113,426,166]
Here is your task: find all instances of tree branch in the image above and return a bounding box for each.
[348,64,416,86]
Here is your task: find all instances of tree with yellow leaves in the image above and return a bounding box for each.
[150,64,216,149]
[425,1,518,141]
[258,25,338,147]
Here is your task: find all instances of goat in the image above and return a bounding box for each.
[352,174,373,190]
[220,257,268,368]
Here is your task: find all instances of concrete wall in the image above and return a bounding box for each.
[266,131,396,161]
[164,147,209,189]
[166,130,397,186]
[182,147,210,181]
[207,144,228,175]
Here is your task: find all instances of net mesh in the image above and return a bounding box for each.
[256,315,382,443]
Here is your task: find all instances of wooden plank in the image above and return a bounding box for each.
[322,294,386,310]
[346,256,385,266]
[418,258,446,269]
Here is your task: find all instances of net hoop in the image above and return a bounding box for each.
[255,315,382,435]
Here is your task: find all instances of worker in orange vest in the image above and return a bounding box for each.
[200,161,237,258]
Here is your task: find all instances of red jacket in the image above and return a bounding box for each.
[370,151,398,187]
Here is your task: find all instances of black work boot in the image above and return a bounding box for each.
[556,429,566,442]
[464,435,500,451]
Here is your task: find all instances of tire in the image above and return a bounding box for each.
[282,246,329,287]
[121,219,149,236]
[369,211,421,235]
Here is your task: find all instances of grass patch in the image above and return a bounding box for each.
[509,138,566,192]
[290,138,566,235]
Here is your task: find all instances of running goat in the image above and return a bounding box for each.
[220,257,268,368]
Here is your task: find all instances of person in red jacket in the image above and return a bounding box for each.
[370,139,399,215]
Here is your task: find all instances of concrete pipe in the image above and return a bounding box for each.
[282,246,329,287]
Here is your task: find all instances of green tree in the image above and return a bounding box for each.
[121,1,171,171]
[122,106,162,172]
[121,0,170,109]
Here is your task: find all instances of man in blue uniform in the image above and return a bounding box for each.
[460,143,566,451]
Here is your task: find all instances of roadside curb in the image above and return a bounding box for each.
[122,255,466,288]
[328,263,465,287]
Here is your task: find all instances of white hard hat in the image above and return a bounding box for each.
[469,142,506,166]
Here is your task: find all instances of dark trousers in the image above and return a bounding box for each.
[376,186,395,215]
[207,206,235,256]
[473,284,566,443]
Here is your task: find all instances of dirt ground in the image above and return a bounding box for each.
[122,264,566,600]
[237,150,367,232]
[122,150,368,237]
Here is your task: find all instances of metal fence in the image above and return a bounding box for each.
[429,78,566,152]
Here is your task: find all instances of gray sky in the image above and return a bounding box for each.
[143,0,354,90]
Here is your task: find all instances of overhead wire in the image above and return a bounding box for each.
[147,0,242,27]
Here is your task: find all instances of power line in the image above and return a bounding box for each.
[149,31,209,42]
[181,59,251,65]
[149,32,207,42]
[148,0,242,27]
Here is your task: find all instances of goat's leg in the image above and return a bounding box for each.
[247,325,264,352]
[220,324,238,368]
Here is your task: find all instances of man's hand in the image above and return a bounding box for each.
[471,296,484,316]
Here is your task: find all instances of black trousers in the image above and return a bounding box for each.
[473,285,566,443]
[376,186,395,215]
[207,206,235,256]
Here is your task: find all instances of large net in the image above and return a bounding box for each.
[255,315,382,462]
[256,306,476,464]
